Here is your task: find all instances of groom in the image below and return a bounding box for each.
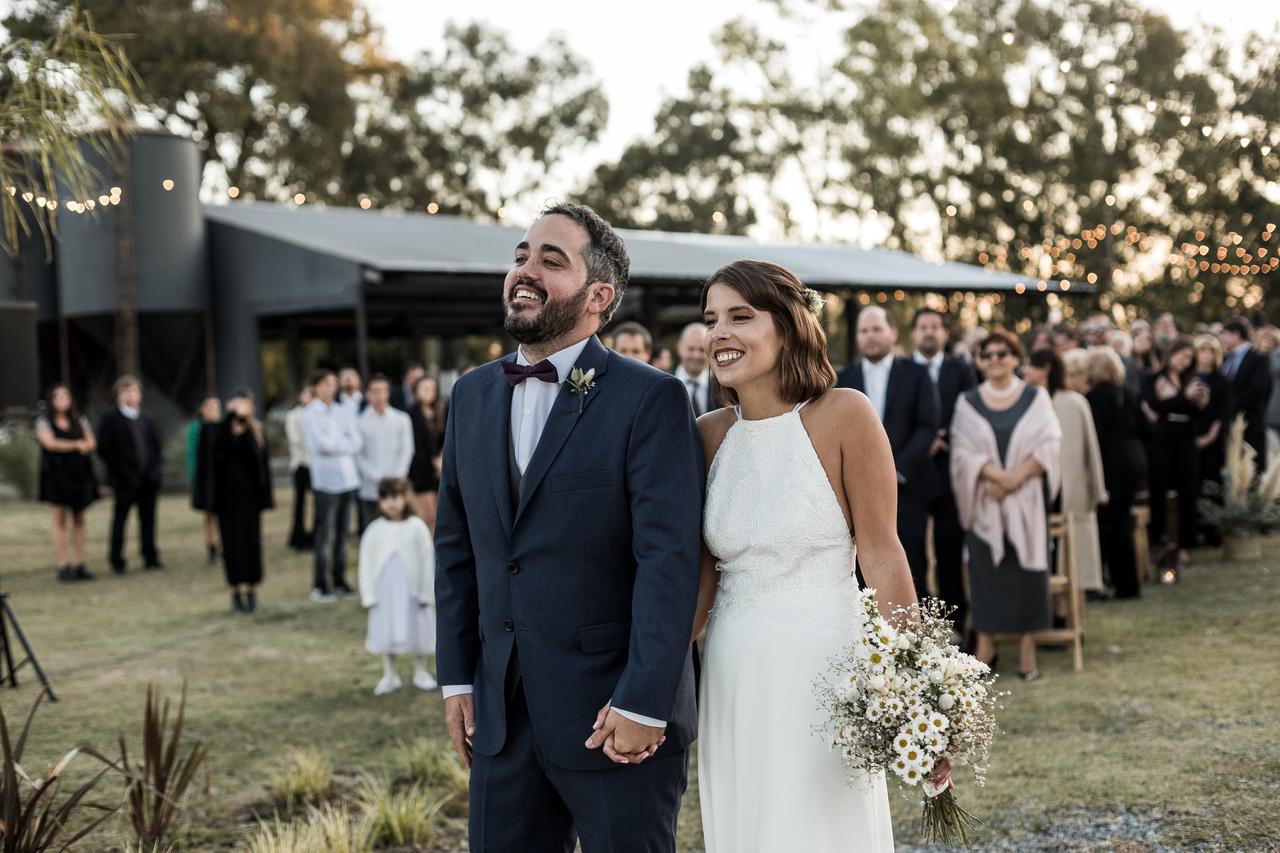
[435,203,704,852]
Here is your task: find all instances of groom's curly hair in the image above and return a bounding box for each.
[700,260,838,407]
[541,202,630,325]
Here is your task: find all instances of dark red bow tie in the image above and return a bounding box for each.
[502,359,560,387]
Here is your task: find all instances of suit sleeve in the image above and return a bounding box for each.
[611,376,705,721]
[96,414,118,473]
[900,367,939,482]
[433,382,480,687]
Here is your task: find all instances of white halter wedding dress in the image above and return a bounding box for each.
[699,400,894,852]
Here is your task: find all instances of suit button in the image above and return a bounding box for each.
[508,561,521,575]
[504,620,514,632]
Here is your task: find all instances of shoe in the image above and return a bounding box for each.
[310,588,336,603]
[1019,669,1041,683]
[57,566,74,583]
[232,591,245,613]
[144,561,165,571]
[1085,589,1113,602]
[73,564,95,581]
[333,582,355,597]
[246,590,258,613]
[412,671,438,691]
[111,562,126,576]
[374,674,403,695]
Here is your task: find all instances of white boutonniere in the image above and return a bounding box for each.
[566,366,597,414]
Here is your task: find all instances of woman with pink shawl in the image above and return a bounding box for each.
[950,331,1062,682]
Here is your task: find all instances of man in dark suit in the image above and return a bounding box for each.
[389,362,425,412]
[1220,316,1272,462]
[836,306,939,598]
[910,308,977,631]
[96,375,163,574]
[435,203,703,852]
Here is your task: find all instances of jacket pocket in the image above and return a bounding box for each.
[552,469,613,492]
[577,620,631,654]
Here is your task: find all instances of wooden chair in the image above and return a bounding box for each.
[994,512,1085,671]
[1131,496,1151,584]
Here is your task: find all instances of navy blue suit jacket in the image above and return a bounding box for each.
[434,336,704,771]
[836,357,941,504]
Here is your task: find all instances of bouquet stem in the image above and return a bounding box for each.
[920,788,980,846]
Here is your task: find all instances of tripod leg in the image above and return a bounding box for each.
[0,596,57,702]
[0,602,16,689]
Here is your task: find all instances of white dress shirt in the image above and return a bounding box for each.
[285,406,309,472]
[913,350,944,385]
[674,364,710,416]
[443,337,665,729]
[301,398,362,494]
[356,404,414,501]
[861,356,894,422]
[119,404,140,420]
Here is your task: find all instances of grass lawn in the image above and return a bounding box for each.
[0,489,1277,851]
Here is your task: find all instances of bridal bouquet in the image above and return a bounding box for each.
[815,589,1004,845]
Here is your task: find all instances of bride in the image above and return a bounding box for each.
[693,260,950,852]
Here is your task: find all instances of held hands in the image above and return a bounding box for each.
[982,467,1020,500]
[444,694,476,768]
[585,701,666,765]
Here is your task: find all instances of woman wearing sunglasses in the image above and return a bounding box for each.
[950,331,1062,682]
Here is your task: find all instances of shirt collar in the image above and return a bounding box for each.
[119,404,140,420]
[862,356,893,375]
[675,365,708,387]
[913,350,943,370]
[516,335,593,382]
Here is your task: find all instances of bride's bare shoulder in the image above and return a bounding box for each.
[808,387,876,423]
[697,407,738,464]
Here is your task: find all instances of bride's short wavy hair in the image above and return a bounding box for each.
[700,259,838,407]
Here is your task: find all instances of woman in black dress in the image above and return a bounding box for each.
[1085,347,1148,598]
[1192,334,1232,547]
[34,384,100,582]
[210,391,274,612]
[1141,337,1208,570]
[407,375,443,529]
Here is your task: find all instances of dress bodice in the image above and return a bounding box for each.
[703,404,861,624]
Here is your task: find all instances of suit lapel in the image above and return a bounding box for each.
[884,358,901,424]
[514,336,611,526]
[849,362,865,392]
[482,357,517,536]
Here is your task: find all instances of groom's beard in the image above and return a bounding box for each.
[504,280,590,345]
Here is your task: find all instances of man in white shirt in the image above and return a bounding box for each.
[674,322,712,415]
[435,203,702,851]
[337,366,365,414]
[284,384,314,551]
[302,369,363,600]
[356,374,414,532]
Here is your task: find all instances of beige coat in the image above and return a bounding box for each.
[951,386,1062,572]
[1053,390,1108,591]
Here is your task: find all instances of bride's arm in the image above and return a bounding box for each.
[692,545,718,640]
[830,390,918,620]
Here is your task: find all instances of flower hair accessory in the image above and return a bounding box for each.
[803,288,826,317]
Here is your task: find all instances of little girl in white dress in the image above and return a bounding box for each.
[358,477,438,694]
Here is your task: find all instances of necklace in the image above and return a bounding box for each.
[981,378,1023,400]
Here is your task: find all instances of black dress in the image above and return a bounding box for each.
[37,415,100,512]
[408,406,440,493]
[210,418,274,586]
[1086,382,1148,598]
[1142,373,1199,550]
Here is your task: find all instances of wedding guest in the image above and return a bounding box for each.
[910,307,976,631]
[188,394,221,566]
[285,384,315,551]
[359,476,437,694]
[837,306,939,597]
[1080,312,1112,348]
[302,368,362,600]
[651,344,675,373]
[612,321,653,363]
[1254,325,1280,355]
[337,366,366,414]
[97,375,163,574]
[1193,334,1232,547]
[1085,346,1148,598]
[1141,337,1207,569]
[959,327,988,367]
[1108,329,1134,365]
[951,331,1061,681]
[1026,349,1107,594]
[407,374,444,529]
[1026,325,1054,356]
[390,362,425,412]
[1267,334,1280,447]
[1052,324,1081,355]
[675,322,712,415]
[1219,316,1271,463]
[1062,349,1092,394]
[1128,321,1158,391]
[35,384,99,582]
[1151,310,1180,356]
[209,391,274,613]
[356,374,414,533]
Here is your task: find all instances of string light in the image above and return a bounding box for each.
[294,193,305,205]
[427,202,439,214]
[228,186,240,199]
[1001,28,1015,45]
[359,197,372,209]
[162,179,174,191]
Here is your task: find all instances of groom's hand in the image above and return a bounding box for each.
[585,702,666,764]
[444,694,476,768]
